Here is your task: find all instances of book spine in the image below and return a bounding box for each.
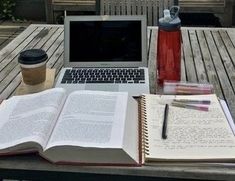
[140,95,149,157]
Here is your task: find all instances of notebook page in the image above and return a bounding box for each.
[143,94,235,161]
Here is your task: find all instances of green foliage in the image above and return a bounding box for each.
[0,0,16,20]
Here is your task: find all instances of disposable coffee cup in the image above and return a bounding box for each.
[18,49,48,85]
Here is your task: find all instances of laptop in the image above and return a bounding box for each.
[55,15,150,95]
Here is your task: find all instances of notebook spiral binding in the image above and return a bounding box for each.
[140,95,149,156]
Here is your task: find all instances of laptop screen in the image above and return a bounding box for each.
[64,16,147,68]
[69,20,142,62]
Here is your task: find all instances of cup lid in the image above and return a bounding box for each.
[18,49,48,65]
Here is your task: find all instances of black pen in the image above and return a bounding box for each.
[162,104,169,139]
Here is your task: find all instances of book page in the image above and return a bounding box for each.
[144,94,235,161]
[46,91,128,149]
[0,88,66,151]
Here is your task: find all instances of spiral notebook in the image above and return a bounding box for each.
[140,94,235,163]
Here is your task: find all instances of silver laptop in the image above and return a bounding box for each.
[55,15,150,95]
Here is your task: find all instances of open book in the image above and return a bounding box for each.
[140,94,235,163]
[0,88,139,165]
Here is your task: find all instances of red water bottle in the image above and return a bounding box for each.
[157,6,181,85]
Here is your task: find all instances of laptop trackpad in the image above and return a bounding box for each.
[85,84,119,91]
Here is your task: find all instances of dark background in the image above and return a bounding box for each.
[13,0,235,27]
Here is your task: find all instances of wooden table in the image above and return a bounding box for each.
[0,24,235,180]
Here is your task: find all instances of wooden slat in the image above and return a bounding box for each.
[100,0,175,26]
[126,0,131,15]
[152,0,159,26]
[180,46,186,81]
[223,30,235,70]
[52,0,95,5]
[47,35,64,68]
[34,27,59,49]
[163,0,168,9]
[104,0,109,14]
[0,27,18,46]
[0,74,21,100]
[110,0,115,15]
[0,27,46,84]
[148,28,157,93]
[131,0,136,15]
[0,27,63,99]
[0,27,44,84]
[121,0,126,14]
[100,0,105,14]
[0,27,60,85]
[115,0,121,15]
[0,39,15,51]
[196,29,223,99]
[1,27,64,98]
[48,0,95,23]
[54,53,64,79]
[181,29,197,82]
[24,29,51,50]
[179,0,225,7]
[41,28,63,54]
[136,0,141,15]
[188,30,208,83]
[158,0,164,19]
[0,30,23,51]
[146,0,152,26]
[0,26,37,65]
[205,30,235,117]
[227,29,235,47]
[215,30,235,91]
[142,0,147,16]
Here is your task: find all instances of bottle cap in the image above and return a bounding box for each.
[159,6,181,31]
[162,9,171,22]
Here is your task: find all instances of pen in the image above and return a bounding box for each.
[175,86,212,93]
[171,102,209,111]
[162,104,169,140]
[173,99,211,105]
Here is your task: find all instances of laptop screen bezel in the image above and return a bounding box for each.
[64,15,147,68]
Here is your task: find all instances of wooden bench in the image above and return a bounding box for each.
[45,0,97,23]
[99,0,178,26]
[179,0,233,26]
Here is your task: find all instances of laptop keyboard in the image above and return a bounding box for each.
[61,68,146,84]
